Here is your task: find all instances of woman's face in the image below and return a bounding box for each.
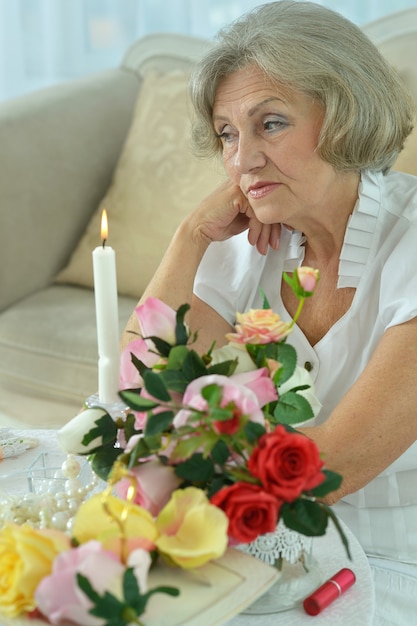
[212,65,339,227]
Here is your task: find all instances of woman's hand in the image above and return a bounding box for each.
[190,179,280,255]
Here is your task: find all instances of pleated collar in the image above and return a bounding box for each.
[282,170,381,288]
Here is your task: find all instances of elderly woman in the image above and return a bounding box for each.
[123,2,417,621]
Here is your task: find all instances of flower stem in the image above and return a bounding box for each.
[289,297,305,328]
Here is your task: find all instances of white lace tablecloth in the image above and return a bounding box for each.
[1,429,61,464]
[0,430,375,626]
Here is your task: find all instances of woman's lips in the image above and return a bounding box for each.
[247,182,280,199]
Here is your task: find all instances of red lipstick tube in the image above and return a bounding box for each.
[303,568,356,616]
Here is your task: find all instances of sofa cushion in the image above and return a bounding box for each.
[56,69,225,299]
[0,285,136,426]
[0,69,139,313]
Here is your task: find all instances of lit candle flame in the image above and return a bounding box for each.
[100,209,108,246]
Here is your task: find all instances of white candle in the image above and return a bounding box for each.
[92,209,120,404]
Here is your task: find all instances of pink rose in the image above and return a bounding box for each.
[35,541,125,626]
[231,368,278,407]
[124,433,142,453]
[119,337,161,390]
[296,267,320,294]
[119,338,164,429]
[173,374,266,430]
[226,309,292,345]
[127,386,182,432]
[115,460,182,516]
[135,297,177,347]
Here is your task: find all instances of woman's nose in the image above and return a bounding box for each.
[234,134,267,174]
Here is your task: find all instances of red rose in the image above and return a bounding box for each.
[248,425,325,501]
[210,482,281,543]
[213,408,241,435]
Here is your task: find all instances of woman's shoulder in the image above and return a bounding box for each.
[381,170,417,221]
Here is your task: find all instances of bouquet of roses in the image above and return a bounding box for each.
[0,267,348,626]
[72,267,344,544]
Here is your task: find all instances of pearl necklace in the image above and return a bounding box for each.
[0,454,99,532]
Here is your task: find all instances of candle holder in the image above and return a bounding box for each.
[85,392,129,419]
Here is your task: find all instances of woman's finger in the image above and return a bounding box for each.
[269,222,281,250]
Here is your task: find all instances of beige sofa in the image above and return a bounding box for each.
[0,14,416,429]
[0,33,224,428]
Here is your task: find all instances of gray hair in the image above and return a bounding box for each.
[190,1,415,172]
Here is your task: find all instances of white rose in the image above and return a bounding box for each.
[127,548,152,594]
[278,365,322,421]
[211,343,256,373]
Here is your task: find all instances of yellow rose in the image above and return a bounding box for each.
[226,309,292,345]
[0,523,70,617]
[155,487,228,569]
[71,493,158,559]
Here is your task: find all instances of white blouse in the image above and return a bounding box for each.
[194,169,417,563]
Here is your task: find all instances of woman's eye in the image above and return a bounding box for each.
[263,118,286,132]
[215,125,235,143]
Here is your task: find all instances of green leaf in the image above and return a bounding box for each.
[172,434,214,460]
[174,453,215,482]
[140,585,180,615]
[211,439,230,465]
[166,345,189,369]
[207,475,232,498]
[146,335,172,357]
[77,569,179,626]
[122,568,141,609]
[90,446,123,481]
[149,585,180,598]
[81,412,118,450]
[207,359,238,377]
[309,469,343,497]
[273,391,313,425]
[275,343,297,384]
[77,573,101,603]
[123,412,141,443]
[245,343,266,368]
[183,350,209,381]
[244,421,266,443]
[259,286,271,309]
[145,411,175,436]
[128,434,162,466]
[143,370,171,402]
[201,383,223,406]
[160,368,188,394]
[206,407,232,423]
[130,351,148,377]
[77,574,125,620]
[119,389,160,412]
[282,270,297,291]
[289,384,311,392]
[322,504,352,560]
[283,270,315,298]
[281,499,328,536]
[175,303,190,345]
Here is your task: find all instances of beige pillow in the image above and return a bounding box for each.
[56,70,226,298]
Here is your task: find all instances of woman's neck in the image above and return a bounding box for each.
[294,170,361,265]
